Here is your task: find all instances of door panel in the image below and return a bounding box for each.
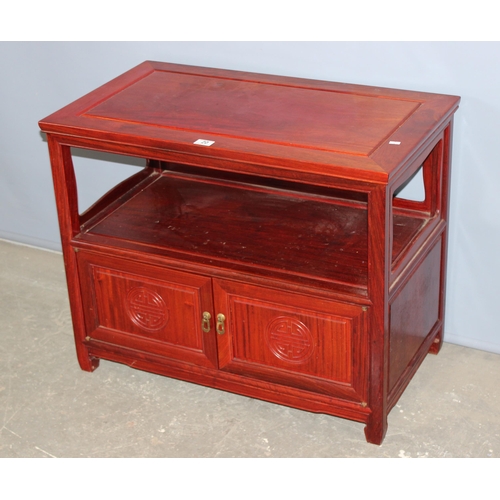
[77,251,217,368]
[214,279,368,401]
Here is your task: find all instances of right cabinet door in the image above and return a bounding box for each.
[213,279,369,403]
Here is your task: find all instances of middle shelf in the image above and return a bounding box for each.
[78,169,428,295]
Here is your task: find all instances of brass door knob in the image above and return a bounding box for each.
[216,313,226,335]
[201,311,211,333]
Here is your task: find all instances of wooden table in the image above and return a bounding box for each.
[39,61,460,444]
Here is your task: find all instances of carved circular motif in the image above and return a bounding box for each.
[126,287,168,331]
[266,316,314,363]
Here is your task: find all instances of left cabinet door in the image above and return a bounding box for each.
[76,251,218,368]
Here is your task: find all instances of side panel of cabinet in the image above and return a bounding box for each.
[213,279,368,402]
[76,251,218,368]
[388,240,442,394]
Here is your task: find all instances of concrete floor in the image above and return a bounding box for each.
[1,238,499,458]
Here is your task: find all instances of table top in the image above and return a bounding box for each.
[39,61,460,184]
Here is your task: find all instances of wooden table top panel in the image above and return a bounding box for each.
[39,61,460,184]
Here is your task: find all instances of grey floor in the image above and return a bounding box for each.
[1,238,499,458]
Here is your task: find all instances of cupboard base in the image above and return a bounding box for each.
[82,341,384,441]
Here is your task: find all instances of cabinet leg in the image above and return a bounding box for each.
[428,328,443,355]
[364,414,388,445]
[76,345,100,372]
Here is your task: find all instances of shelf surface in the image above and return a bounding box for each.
[84,173,368,288]
[80,172,428,291]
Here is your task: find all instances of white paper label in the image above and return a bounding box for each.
[389,141,401,145]
[194,139,215,146]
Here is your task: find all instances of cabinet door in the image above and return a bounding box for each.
[77,251,217,368]
[213,279,368,402]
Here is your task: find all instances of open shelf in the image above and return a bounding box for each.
[81,171,370,290]
[77,170,432,293]
[392,209,429,261]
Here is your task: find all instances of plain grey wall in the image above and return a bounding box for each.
[1,42,499,354]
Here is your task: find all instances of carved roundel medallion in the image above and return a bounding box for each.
[126,287,169,331]
[266,316,314,363]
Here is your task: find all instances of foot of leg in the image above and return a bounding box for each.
[77,348,100,372]
[364,415,388,445]
[428,329,443,355]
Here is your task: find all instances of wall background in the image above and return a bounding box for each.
[1,41,499,354]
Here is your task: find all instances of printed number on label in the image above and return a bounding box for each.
[194,139,215,146]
